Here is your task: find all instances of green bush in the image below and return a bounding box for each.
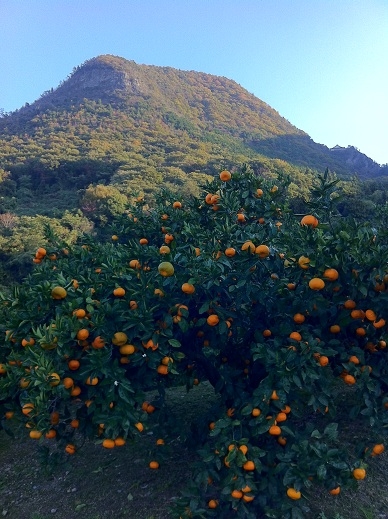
[0,166,387,518]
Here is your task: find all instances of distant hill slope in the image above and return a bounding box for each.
[0,55,384,200]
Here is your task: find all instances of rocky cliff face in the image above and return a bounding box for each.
[31,56,148,108]
[330,145,381,177]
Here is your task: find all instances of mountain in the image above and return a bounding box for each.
[0,55,385,215]
[329,145,381,177]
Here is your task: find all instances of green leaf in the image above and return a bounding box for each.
[168,339,181,348]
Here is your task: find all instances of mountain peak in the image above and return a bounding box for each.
[34,55,147,107]
[1,56,383,180]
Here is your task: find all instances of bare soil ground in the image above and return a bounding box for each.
[1,383,388,519]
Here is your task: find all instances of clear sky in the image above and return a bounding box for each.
[2,0,388,164]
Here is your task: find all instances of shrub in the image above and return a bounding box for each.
[0,166,387,518]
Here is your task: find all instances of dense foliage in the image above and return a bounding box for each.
[1,166,387,518]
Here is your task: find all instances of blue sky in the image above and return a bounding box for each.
[2,0,388,164]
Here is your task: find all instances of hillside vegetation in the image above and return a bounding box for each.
[0,55,387,285]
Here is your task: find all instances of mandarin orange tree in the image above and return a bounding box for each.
[1,166,388,518]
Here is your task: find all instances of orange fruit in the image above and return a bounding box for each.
[51,286,67,300]
[129,259,141,269]
[323,268,339,281]
[256,188,263,197]
[143,338,158,350]
[298,256,310,269]
[35,247,47,258]
[300,215,318,227]
[113,287,125,297]
[287,488,301,500]
[22,403,34,416]
[225,247,236,257]
[76,328,89,341]
[255,244,270,258]
[251,408,261,417]
[21,337,35,347]
[353,468,366,480]
[119,344,135,355]
[231,490,243,499]
[73,308,86,319]
[344,374,356,385]
[208,499,218,508]
[149,461,159,469]
[68,359,80,371]
[85,376,99,386]
[219,170,232,181]
[242,494,255,503]
[329,324,341,334]
[181,282,195,294]
[157,365,168,375]
[102,438,115,449]
[319,356,329,367]
[241,241,255,253]
[309,278,325,290]
[243,460,255,471]
[172,201,182,209]
[293,313,305,324]
[269,425,281,436]
[70,419,80,428]
[158,261,175,277]
[45,429,57,439]
[373,318,386,329]
[348,355,360,364]
[239,445,248,455]
[289,331,302,342]
[159,245,170,255]
[351,309,365,319]
[139,238,148,245]
[29,429,42,440]
[112,332,128,346]
[329,486,341,495]
[134,422,144,432]
[207,315,220,326]
[50,411,60,425]
[49,372,61,386]
[70,386,81,397]
[65,444,76,455]
[344,299,357,309]
[92,336,105,349]
[372,444,384,456]
[156,438,165,445]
